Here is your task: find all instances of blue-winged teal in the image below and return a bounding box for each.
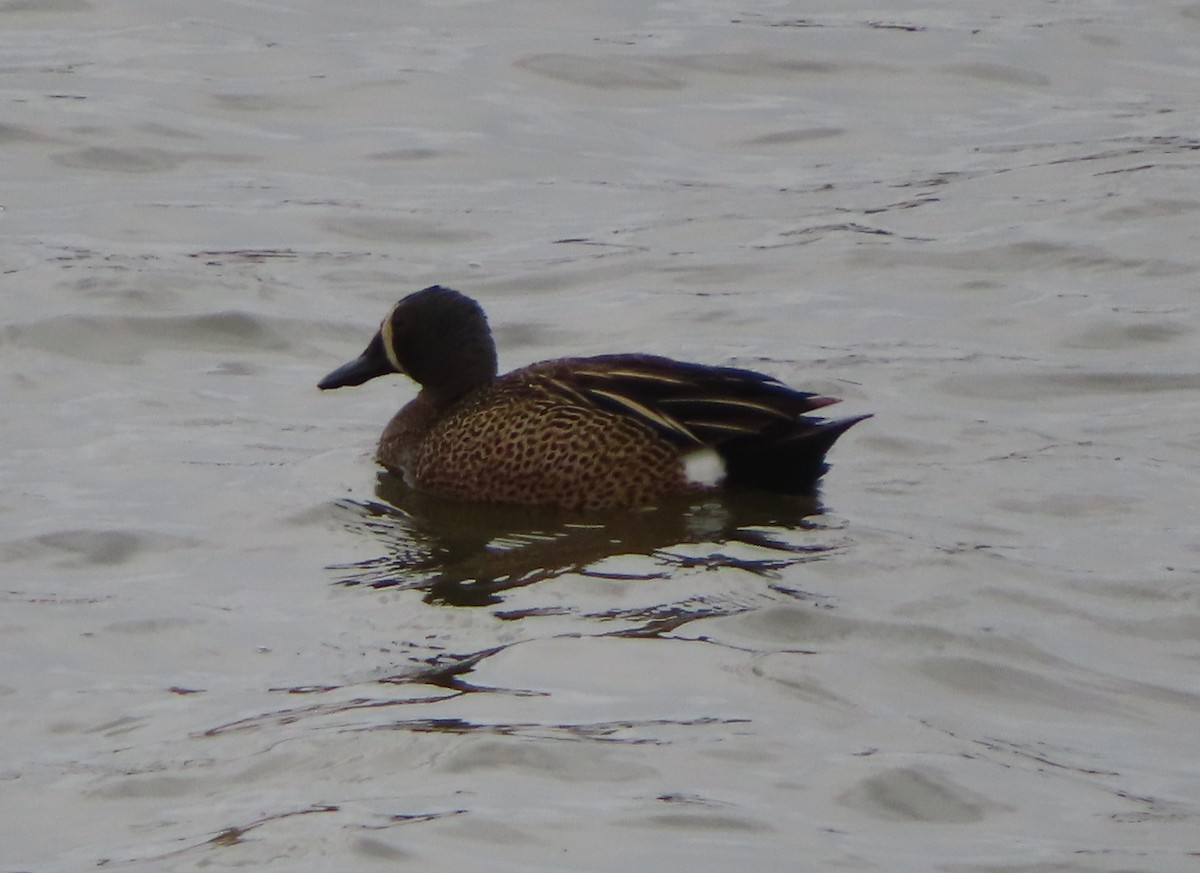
[319,286,868,509]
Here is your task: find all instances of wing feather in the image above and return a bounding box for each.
[584,388,700,443]
[526,354,839,447]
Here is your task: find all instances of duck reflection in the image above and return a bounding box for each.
[329,471,844,612]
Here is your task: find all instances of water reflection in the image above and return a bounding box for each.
[329,473,845,615]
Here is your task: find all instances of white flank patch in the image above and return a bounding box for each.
[682,447,726,487]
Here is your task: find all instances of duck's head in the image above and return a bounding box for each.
[318,285,498,404]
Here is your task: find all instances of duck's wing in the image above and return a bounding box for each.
[525,354,840,447]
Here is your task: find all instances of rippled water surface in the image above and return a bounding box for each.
[3,1,1200,870]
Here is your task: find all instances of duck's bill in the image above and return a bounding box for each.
[318,334,393,390]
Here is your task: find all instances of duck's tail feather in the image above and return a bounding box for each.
[719,414,871,494]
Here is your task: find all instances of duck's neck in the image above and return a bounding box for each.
[419,344,497,409]
[399,306,498,409]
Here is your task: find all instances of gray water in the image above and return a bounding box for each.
[3,1,1200,870]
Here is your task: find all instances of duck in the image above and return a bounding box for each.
[319,285,868,510]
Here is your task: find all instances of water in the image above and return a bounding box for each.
[3,1,1200,870]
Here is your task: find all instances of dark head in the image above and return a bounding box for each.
[318,286,498,405]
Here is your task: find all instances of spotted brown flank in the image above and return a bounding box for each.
[320,286,868,509]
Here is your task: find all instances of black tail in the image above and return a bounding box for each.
[719,414,871,494]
